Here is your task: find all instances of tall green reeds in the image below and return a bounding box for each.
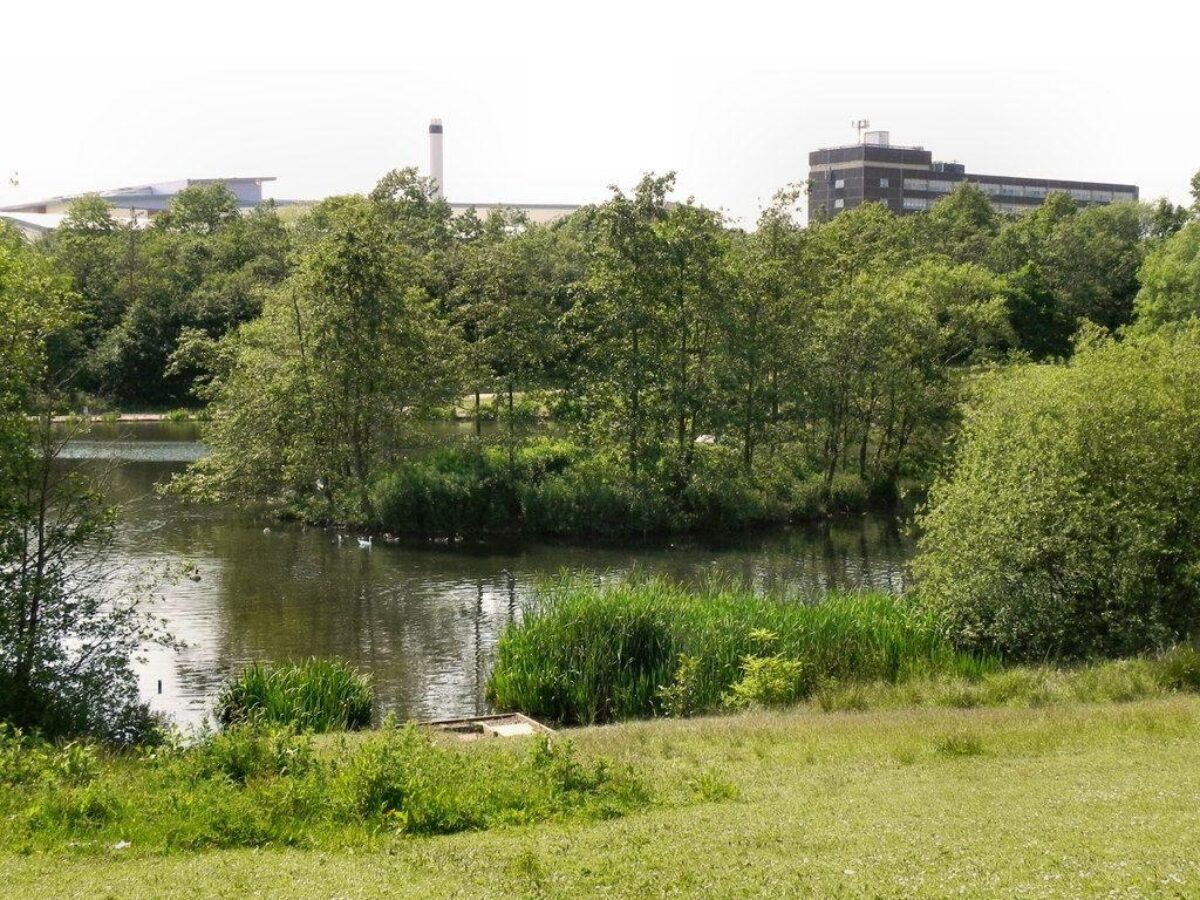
[488,578,987,724]
[214,659,374,732]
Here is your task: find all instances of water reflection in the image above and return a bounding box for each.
[66,422,915,726]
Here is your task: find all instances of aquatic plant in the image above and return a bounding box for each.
[213,659,374,732]
[488,577,985,724]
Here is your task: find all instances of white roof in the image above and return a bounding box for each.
[0,211,67,234]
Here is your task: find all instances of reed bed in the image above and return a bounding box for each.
[214,659,374,732]
[488,577,987,724]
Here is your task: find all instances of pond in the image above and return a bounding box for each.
[67,421,915,727]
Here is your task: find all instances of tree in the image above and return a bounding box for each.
[0,237,168,742]
[174,186,464,522]
[73,185,292,406]
[1146,197,1190,240]
[450,211,565,460]
[715,188,804,472]
[988,194,1146,355]
[914,325,1200,660]
[1130,222,1200,332]
[569,175,726,486]
[917,184,1000,265]
[802,259,1011,490]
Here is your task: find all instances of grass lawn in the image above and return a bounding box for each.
[4,697,1199,898]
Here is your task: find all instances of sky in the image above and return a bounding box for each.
[3,0,1198,226]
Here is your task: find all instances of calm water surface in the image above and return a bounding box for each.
[67,421,915,727]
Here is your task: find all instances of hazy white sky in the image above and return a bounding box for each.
[3,0,1197,225]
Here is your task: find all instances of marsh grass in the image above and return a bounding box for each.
[488,578,988,724]
[214,659,374,732]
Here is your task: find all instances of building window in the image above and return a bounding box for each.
[1070,189,1091,201]
[1091,190,1112,203]
[1000,183,1022,197]
[975,183,1000,195]
[834,178,845,189]
[879,177,889,188]
[904,178,928,192]
[902,197,928,211]
[834,198,845,209]
[928,180,953,193]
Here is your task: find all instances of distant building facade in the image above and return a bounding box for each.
[807,131,1138,223]
[0,177,277,235]
[0,177,274,216]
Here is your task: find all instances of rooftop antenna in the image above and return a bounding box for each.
[850,119,870,143]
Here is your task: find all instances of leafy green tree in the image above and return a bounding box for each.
[917,184,1000,265]
[175,188,464,521]
[1146,197,1190,240]
[0,237,168,741]
[989,194,1146,355]
[802,201,918,297]
[154,182,240,234]
[803,259,1010,489]
[570,175,726,485]
[914,325,1200,659]
[79,185,292,405]
[450,211,566,459]
[1131,222,1200,332]
[716,189,804,472]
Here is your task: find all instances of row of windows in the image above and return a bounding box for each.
[897,178,1135,203]
[836,176,892,189]
[902,178,956,193]
[903,197,1060,217]
[973,182,1133,203]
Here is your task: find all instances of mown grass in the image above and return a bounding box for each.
[4,698,1200,897]
[488,578,987,724]
[0,720,648,854]
[213,659,374,732]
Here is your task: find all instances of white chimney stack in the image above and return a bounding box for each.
[428,118,444,199]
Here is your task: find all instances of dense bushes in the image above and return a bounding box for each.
[488,578,982,724]
[371,438,872,537]
[0,721,648,851]
[214,659,374,732]
[913,326,1200,660]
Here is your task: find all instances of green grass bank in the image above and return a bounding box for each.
[3,698,1199,898]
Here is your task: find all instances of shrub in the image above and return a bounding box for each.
[191,724,315,784]
[0,726,100,786]
[214,659,373,732]
[489,577,979,724]
[826,473,870,514]
[333,723,645,835]
[658,654,705,718]
[913,326,1200,660]
[723,654,810,710]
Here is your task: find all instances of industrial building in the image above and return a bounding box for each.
[0,177,277,238]
[807,130,1139,222]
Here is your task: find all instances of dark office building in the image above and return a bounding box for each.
[807,131,1138,223]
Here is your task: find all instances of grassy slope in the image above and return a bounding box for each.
[5,698,1200,898]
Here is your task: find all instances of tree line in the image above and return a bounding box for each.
[15,166,1200,534]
